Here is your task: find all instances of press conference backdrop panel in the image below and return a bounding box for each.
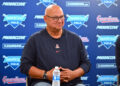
[0,0,120,86]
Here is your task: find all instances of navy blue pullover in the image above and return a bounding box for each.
[20,29,91,86]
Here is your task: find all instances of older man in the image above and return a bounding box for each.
[20,4,91,86]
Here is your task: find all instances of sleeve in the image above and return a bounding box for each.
[20,35,36,75]
[78,38,91,73]
[115,36,120,73]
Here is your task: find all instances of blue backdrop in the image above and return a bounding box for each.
[0,0,120,86]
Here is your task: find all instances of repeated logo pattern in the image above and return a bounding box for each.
[3,55,21,70]
[3,14,27,29]
[97,35,118,49]
[66,14,89,29]
[0,0,119,86]
[36,0,55,7]
[98,0,117,8]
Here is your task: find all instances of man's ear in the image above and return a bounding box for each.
[44,16,47,23]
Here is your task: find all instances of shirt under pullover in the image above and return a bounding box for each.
[20,28,91,86]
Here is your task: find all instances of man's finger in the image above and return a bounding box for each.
[63,79,69,82]
[61,75,70,80]
[60,67,69,71]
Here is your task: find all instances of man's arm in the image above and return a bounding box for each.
[60,37,91,83]
[28,66,45,79]
[20,36,36,76]
[20,36,54,81]
[60,67,85,82]
[116,36,120,73]
[73,67,85,78]
[78,39,91,73]
[28,66,54,81]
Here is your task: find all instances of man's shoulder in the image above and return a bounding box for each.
[64,29,80,39]
[116,36,120,44]
[27,29,46,42]
[118,36,120,41]
[30,29,46,38]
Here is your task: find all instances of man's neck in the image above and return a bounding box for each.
[46,27,63,39]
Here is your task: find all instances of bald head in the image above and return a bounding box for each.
[44,4,65,32]
[45,4,64,16]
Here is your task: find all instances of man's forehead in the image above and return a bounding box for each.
[45,4,63,15]
[47,11,64,17]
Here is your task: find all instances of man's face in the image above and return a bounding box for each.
[44,8,65,31]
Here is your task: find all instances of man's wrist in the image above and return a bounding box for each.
[43,71,47,79]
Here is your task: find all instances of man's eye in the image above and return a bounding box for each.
[60,16,64,18]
